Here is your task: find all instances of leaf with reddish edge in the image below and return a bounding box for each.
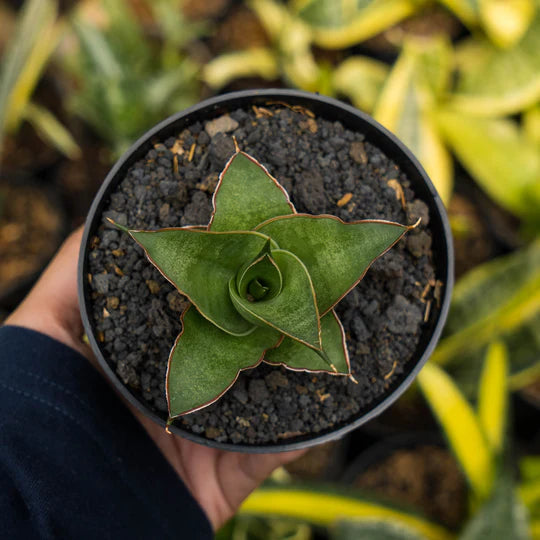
[167,306,281,418]
[208,150,296,232]
[264,310,351,375]
[119,224,272,336]
[256,214,415,314]
[230,249,322,350]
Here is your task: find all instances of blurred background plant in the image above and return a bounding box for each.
[0,0,538,537]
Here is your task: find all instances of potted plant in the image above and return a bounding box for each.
[78,89,453,452]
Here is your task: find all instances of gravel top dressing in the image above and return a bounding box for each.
[87,105,438,445]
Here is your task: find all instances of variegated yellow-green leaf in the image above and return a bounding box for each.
[436,0,479,26]
[124,226,272,336]
[167,307,280,417]
[239,485,454,540]
[230,249,321,350]
[524,104,540,146]
[435,109,540,222]
[209,151,295,232]
[202,48,279,90]
[0,0,60,135]
[248,0,322,92]
[257,214,413,314]
[373,38,454,204]
[479,0,536,49]
[293,0,422,49]
[332,56,389,113]
[478,341,509,454]
[265,310,350,374]
[432,241,540,393]
[417,362,494,500]
[451,10,540,116]
[23,102,81,159]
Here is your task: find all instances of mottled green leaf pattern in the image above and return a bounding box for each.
[209,151,295,232]
[167,307,280,417]
[257,214,412,314]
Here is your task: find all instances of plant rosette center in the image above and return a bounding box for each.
[109,146,417,422]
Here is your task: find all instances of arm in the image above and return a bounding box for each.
[3,228,304,534]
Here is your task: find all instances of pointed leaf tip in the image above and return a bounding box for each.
[209,151,295,232]
[129,228,272,336]
[265,310,350,375]
[166,306,279,417]
[257,215,411,314]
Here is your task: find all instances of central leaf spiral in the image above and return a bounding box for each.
[236,251,283,303]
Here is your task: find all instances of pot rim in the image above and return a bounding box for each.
[78,89,454,453]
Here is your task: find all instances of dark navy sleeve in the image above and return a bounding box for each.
[0,325,213,540]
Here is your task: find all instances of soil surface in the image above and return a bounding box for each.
[353,445,468,529]
[87,105,439,445]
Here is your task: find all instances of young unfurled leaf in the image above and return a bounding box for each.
[209,151,295,232]
[264,310,350,375]
[236,252,283,301]
[167,307,280,417]
[230,249,321,350]
[256,214,413,315]
[114,145,412,418]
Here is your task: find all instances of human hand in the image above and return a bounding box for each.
[5,227,306,531]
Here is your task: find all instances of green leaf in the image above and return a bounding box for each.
[460,472,531,540]
[265,310,350,374]
[332,56,389,113]
[373,38,454,203]
[435,109,540,222]
[126,226,272,336]
[256,215,411,314]
[477,341,509,454]
[202,48,279,90]
[209,151,295,233]
[417,363,494,501]
[294,0,421,49]
[333,520,427,540]
[230,249,321,350]
[167,307,279,417]
[240,485,454,540]
[451,10,540,116]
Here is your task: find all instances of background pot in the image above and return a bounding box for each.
[78,89,454,452]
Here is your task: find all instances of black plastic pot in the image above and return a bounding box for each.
[78,89,454,453]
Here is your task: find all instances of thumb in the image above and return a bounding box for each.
[4,227,90,358]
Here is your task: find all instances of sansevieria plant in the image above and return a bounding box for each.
[110,143,418,422]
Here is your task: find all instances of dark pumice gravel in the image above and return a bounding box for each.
[87,106,438,445]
